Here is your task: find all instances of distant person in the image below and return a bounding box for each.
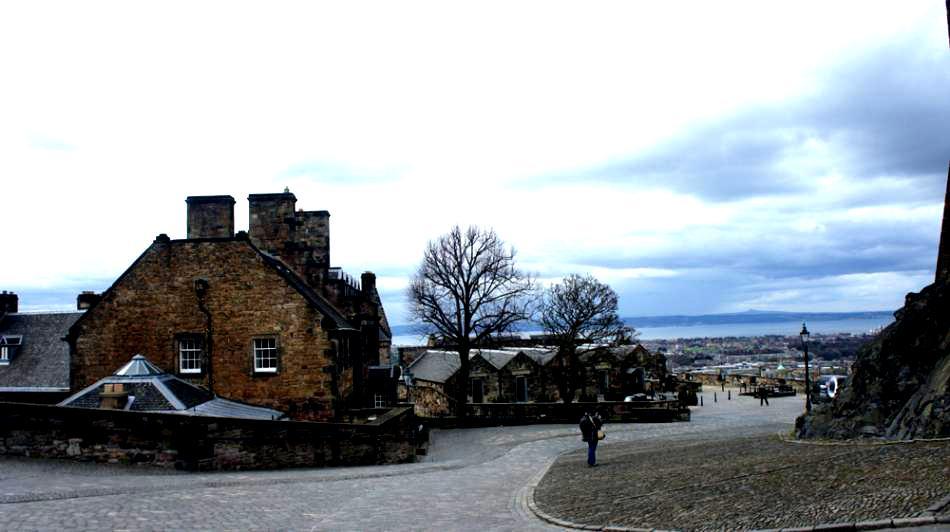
[579,411,604,467]
[758,386,769,406]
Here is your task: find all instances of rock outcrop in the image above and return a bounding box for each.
[797,279,950,439]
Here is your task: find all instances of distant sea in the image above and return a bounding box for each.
[390,316,894,346]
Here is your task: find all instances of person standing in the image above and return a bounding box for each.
[579,411,604,466]
[758,386,770,406]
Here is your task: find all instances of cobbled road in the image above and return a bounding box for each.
[0,391,802,531]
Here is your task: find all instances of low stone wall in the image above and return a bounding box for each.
[0,402,423,471]
[684,372,810,393]
[424,401,689,427]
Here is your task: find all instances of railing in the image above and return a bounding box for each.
[327,268,361,294]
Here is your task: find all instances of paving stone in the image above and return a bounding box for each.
[0,390,891,531]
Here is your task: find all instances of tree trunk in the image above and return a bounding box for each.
[557,346,575,403]
[455,345,470,417]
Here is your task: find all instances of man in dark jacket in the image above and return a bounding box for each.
[579,412,604,466]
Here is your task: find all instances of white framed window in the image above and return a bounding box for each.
[374,393,386,408]
[253,337,278,373]
[0,335,21,365]
[178,337,203,374]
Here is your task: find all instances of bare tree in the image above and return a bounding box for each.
[540,274,631,403]
[408,226,534,415]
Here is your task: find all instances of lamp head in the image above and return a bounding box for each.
[800,322,810,343]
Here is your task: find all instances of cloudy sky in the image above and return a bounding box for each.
[1,2,948,325]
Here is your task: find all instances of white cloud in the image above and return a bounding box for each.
[0,1,944,324]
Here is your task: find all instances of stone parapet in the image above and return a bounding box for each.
[0,402,422,471]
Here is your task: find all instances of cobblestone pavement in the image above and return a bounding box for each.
[0,390,802,531]
[536,433,950,530]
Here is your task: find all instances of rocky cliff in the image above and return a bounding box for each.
[797,279,950,439]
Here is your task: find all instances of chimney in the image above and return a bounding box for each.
[0,291,17,314]
[361,272,377,295]
[248,191,297,254]
[77,291,101,310]
[186,195,236,239]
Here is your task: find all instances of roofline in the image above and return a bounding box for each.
[185,195,235,204]
[57,380,103,405]
[0,387,70,392]
[68,241,156,339]
[152,377,187,410]
[69,234,356,338]
[249,243,354,330]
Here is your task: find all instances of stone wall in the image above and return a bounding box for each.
[463,400,688,425]
[0,402,422,470]
[402,382,455,417]
[69,237,340,420]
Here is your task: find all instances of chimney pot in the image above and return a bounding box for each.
[0,291,18,314]
[77,291,101,310]
[186,195,236,239]
[361,272,377,294]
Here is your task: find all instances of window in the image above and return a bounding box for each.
[253,337,278,373]
[333,335,352,369]
[374,393,386,408]
[0,335,21,365]
[515,376,528,403]
[471,378,484,403]
[598,370,610,396]
[178,337,203,374]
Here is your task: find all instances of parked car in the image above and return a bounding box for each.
[624,393,650,402]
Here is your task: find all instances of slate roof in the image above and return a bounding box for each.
[406,350,461,384]
[502,347,558,366]
[579,344,649,363]
[60,354,285,420]
[0,312,82,392]
[184,397,284,420]
[471,349,518,370]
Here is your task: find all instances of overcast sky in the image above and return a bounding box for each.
[1,2,948,325]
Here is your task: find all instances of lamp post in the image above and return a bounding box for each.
[800,322,811,413]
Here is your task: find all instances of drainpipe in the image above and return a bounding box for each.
[194,278,214,395]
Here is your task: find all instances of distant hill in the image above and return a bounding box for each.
[391,309,894,336]
[621,309,895,328]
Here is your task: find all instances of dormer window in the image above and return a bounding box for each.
[0,335,22,365]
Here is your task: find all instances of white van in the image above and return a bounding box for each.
[817,375,847,399]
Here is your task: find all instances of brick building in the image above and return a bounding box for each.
[67,191,391,421]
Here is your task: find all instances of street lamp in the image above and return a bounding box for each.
[800,322,811,413]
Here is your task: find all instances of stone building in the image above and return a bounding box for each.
[468,349,542,403]
[579,345,668,401]
[400,350,460,417]
[67,191,391,421]
[0,292,83,404]
[400,344,663,415]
